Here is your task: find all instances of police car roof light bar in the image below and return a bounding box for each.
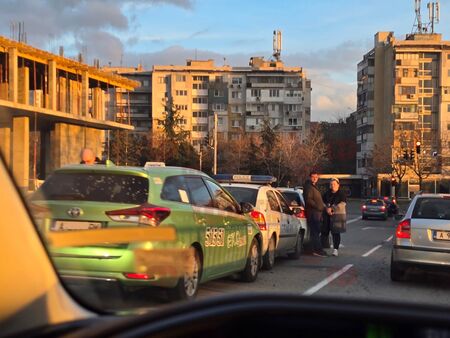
[212,174,277,184]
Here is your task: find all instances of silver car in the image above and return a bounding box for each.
[391,193,450,281]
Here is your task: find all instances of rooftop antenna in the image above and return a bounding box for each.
[272,30,282,61]
[428,0,440,33]
[412,0,426,34]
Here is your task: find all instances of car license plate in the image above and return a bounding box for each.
[52,221,102,231]
[433,230,450,241]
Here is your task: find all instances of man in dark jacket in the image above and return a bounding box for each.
[303,171,327,257]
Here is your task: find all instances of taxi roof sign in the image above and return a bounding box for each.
[213,174,276,184]
[144,162,166,168]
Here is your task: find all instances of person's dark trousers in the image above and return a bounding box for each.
[332,233,341,250]
[307,210,323,253]
[321,214,331,248]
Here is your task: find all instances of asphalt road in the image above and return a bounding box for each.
[70,200,450,311]
[197,200,450,306]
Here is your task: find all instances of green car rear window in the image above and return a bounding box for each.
[33,172,149,204]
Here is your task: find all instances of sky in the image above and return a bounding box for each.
[1,0,450,121]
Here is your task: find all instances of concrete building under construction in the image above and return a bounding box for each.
[0,36,138,190]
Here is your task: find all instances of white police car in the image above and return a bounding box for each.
[214,175,304,270]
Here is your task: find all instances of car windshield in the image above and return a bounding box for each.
[223,186,258,206]
[412,198,450,220]
[32,172,149,204]
[3,0,450,335]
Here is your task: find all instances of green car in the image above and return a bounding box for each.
[31,164,262,300]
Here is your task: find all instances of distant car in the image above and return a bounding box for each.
[276,187,310,246]
[214,175,304,270]
[361,199,388,220]
[380,196,399,216]
[391,193,450,281]
[31,165,262,300]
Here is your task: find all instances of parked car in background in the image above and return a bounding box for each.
[391,193,450,281]
[31,165,262,301]
[214,175,304,270]
[361,198,388,220]
[276,187,310,247]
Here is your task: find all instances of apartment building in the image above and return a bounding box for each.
[104,66,152,133]
[356,31,450,196]
[151,58,311,149]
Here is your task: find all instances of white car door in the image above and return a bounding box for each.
[275,190,299,250]
[264,189,282,250]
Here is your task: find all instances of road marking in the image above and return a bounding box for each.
[362,226,374,230]
[303,264,353,296]
[385,235,393,242]
[362,244,382,257]
[347,217,361,224]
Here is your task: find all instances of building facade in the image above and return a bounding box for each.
[151,58,311,149]
[356,32,450,196]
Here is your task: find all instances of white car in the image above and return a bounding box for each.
[214,175,304,270]
[391,193,450,281]
[277,187,310,247]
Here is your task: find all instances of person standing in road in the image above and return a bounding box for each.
[322,178,347,257]
[303,171,328,257]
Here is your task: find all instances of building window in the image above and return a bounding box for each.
[251,89,261,97]
[231,91,242,99]
[193,83,208,90]
[214,89,223,97]
[175,105,188,111]
[193,76,209,81]
[288,118,298,126]
[256,105,262,112]
[176,90,187,96]
[232,105,242,113]
[176,75,186,82]
[232,77,243,84]
[158,76,167,84]
[193,97,208,104]
[399,86,416,95]
[218,117,224,125]
[448,104,450,113]
[193,124,208,132]
[193,111,208,118]
[269,89,280,97]
[232,120,240,127]
[214,103,225,111]
[141,80,150,87]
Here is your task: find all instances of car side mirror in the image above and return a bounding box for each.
[240,202,254,214]
[394,214,404,221]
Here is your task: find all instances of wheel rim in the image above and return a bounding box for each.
[250,242,259,276]
[184,253,199,297]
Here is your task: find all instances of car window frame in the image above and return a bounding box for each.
[160,175,191,204]
[184,175,215,208]
[274,190,293,215]
[203,178,241,214]
[266,190,281,212]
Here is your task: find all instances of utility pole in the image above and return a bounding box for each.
[213,112,218,175]
[199,147,203,171]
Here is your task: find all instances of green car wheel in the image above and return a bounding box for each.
[168,247,202,301]
[240,238,260,283]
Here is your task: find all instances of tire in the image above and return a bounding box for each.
[262,236,276,270]
[240,238,260,282]
[167,247,201,301]
[390,255,406,282]
[288,231,303,259]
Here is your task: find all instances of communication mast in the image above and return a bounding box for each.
[272,30,282,61]
[412,0,440,34]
